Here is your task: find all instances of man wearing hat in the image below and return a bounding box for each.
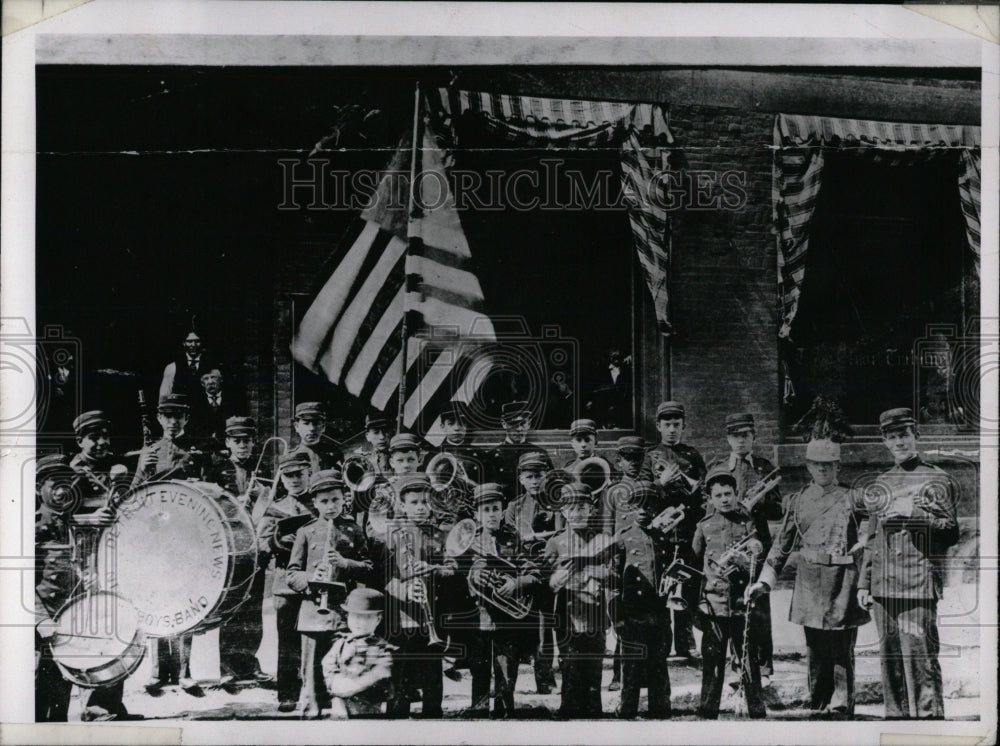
[290,402,344,473]
[692,465,766,719]
[464,482,542,717]
[258,450,318,710]
[857,408,958,719]
[611,480,675,719]
[543,482,612,718]
[490,401,551,496]
[132,393,202,487]
[710,412,783,680]
[747,438,869,718]
[641,401,707,660]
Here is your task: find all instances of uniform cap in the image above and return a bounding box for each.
[389,433,422,453]
[724,413,755,433]
[364,414,389,431]
[569,419,598,437]
[395,473,432,496]
[278,450,312,474]
[310,469,345,493]
[342,587,385,614]
[36,454,75,482]
[158,393,191,413]
[517,451,549,472]
[655,401,685,419]
[560,482,595,505]
[73,410,111,436]
[438,403,468,423]
[472,482,506,506]
[879,407,916,434]
[294,402,326,420]
[805,439,841,462]
[225,416,256,437]
[704,464,737,491]
[615,436,645,455]
[501,401,530,422]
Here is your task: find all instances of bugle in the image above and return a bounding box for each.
[740,468,781,512]
[657,545,702,611]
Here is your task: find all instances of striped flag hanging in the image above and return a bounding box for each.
[291,108,496,439]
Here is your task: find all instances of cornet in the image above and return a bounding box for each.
[709,534,765,578]
[396,530,446,648]
[740,468,781,513]
[657,545,702,611]
[310,518,346,616]
[650,504,686,533]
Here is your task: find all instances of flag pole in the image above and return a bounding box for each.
[397,80,422,435]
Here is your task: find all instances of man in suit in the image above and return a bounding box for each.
[188,367,242,449]
[159,330,216,401]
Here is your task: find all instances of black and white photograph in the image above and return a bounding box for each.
[1,3,997,744]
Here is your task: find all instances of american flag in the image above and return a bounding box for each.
[291,111,495,441]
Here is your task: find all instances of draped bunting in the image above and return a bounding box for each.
[435,88,675,333]
[772,113,982,340]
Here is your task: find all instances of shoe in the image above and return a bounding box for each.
[180,677,200,693]
[143,677,164,693]
[608,680,621,691]
[536,685,553,695]
[81,707,116,722]
[443,666,463,682]
[277,700,298,713]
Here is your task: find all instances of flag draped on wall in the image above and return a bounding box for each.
[433,88,675,334]
[772,112,982,341]
[291,97,496,437]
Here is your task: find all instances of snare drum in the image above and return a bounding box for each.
[97,480,257,637]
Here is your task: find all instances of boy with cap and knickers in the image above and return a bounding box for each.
[857,408,958,720]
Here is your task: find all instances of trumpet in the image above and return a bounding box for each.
[650,504,686,533]
[396,530,446,648]
[657,545,702,611]
[709,534,765,578]
[740,468,781,513]
[444,519,534,620]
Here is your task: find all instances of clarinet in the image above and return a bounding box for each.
[138,389,156,447]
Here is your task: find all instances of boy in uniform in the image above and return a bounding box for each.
[692,466,766,719]
[324,588,395,719]
[381,474,457,718]
[132,393,202,486]
[543,483,612,718]
[287,469,373,718]
[747,439,869,718]
[257,450,317,711]
[611,480,674,719]
[857,408,958,719]
[641,401,706,660]
[563,419,613,534]
[290,402,344,473]
[490,401,551,495]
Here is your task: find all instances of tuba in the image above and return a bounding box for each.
[444,519,534,620]
[572,456,612,498]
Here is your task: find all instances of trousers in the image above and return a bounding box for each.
[220,565,265,678]
[618,617,672,718]
[557,629,605,718]
[299,632,334,715]
[273,595,303,703]
[698,612,765,719]
[804,626,857,717]
[872,597,944,719]
[386,630,444,718]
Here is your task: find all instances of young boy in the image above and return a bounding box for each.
[693,466,766,719]
[290,401,344,472]
[857,408,958,719]
[611,480,674,719]
[324,588,395,719]
[382,474,457,718]
[544,483,612,718]
[287,470,373,718]
[504,450,560,694]
[563,419,612,534]
[490,401,550,496]
[466,482,541,717]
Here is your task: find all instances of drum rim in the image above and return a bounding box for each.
[51,590,146,685]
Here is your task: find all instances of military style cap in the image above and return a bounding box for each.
[569,418,598,437]
[725,413,755,433]
[225,416,256,437]
[389,433,422,453]
[310,469,345,493]
[879,407,916,434]
[615,435,645,454]
[395,473,432,496]
[36,454,75,482]
[704,464,737,490]
[560,482,595,505]
[438,403,468,423]
[278,450,311,474]
[364,414,389,431]
[655,401,685,419]
[472,482,506,506]
[294,402,326,420]
[342,587,385,614]
[517,451,549,472]
[501,401,530,422]
[158,393,191,413]
[805,439,841,462]
[73,410,110,436]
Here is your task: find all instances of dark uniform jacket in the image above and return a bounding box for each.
[379,521,454,635]
[35,509,78,627]
[542,527,612,635]
[489,441,550,496]
[759,482,870,630]
[131,435,201,487]
[692,507,763,617]
[640,443,707,541]
[467,523,540,631]
[258,492,318,595]
[292,437,345,474]
[859,456,958,601]
[287,517,371,631]
[323,631,393,716]
[505,492,564,545]
[68,453,128,513]
[612,523,673,625]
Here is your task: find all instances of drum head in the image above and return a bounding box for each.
[98,480,236,636]
[51,591,141,670]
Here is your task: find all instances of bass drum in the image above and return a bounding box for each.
[50,590,145,688]
[97,480,257,638]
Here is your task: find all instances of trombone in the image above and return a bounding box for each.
[249,436,289,525]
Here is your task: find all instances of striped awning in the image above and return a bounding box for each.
[775,113,980,149]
